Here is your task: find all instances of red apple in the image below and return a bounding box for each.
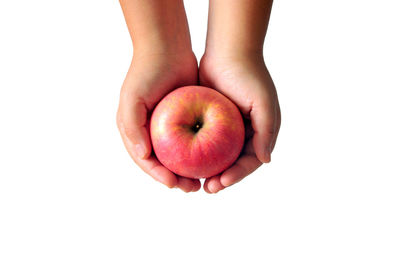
[150,86,245,179]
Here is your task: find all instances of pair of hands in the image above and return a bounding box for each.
[117,51,280,193]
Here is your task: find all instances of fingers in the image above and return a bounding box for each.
[191,179,202,192]
[271,103,281,152]
[127,147,178,188]
[117,96,203,192]
[203,152,262,193]
[119,121,204,192]
[250,98,278,163]
[117,89,177,189]
[176,177,202,193]
[117,94,152,160]
[203,176,224,194]
[220,154,262,187]
[137,156,179,188]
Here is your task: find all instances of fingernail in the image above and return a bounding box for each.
[135,144,146,159]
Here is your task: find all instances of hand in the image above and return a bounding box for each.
[199,53,281,193]
[117,51,202,192]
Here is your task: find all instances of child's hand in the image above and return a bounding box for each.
[197,0,278,193]
[199,53,281,193]
[117,51,201,192]
[117,0,202,192]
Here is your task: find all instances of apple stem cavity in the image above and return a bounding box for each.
[191,120,203,133]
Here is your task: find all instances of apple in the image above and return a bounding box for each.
[150,86,245,179]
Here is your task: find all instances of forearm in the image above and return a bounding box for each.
[119,0,193,56]
[205,0,273,56]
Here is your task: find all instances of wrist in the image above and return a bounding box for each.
[121,0,193,58]
[134,37,193,59]
[133,47,196,64]
[204,46,264,60]
[202,45,264,63]
[204,0,271,61]
[204,26,265,59]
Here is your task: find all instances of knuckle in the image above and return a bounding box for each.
[267,127,276,136]
[125,129,137,141]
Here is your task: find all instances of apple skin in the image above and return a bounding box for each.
[150,86,245,179]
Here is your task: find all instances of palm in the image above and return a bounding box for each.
[124,53,198,108]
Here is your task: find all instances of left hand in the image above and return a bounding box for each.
[199,53,281,193]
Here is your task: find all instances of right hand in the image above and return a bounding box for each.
[116,51,201,192]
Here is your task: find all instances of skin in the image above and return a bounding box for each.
[200,0,281,193]
[117,0,280,193]
[117,0,200,192]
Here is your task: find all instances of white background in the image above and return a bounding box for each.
[1,0,399,265]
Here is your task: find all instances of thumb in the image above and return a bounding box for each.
[117,95,152,160]
[250,99,277,163]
